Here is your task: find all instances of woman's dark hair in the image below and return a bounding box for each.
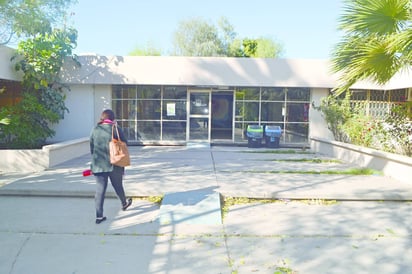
[99,109,115,123]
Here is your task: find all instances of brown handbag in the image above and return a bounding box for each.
[109,123,130,167]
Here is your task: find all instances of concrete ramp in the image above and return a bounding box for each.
[158,188,221,225]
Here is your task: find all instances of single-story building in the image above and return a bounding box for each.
[1,45,411,146]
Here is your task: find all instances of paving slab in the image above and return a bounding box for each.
[226,236,412,274]
[2,196,412,274]
[223,201,412,237]
[216,173,412,200]
[1,145,412,273]
[0,232,156,274]
[0,196,160,235]
[147,234,229,274]
[2,146,411,201]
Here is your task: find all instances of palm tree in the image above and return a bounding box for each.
[332,0,412,94]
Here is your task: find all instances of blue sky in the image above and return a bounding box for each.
[71,0,344,59]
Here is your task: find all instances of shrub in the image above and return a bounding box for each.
[316,94,412,157]
[0,93,59,148]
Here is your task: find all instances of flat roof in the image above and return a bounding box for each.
[61,55,411,90]
[1,46,411,90]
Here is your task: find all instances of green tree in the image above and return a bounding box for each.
[129,41,162,56]
[0,28,78,148]
[172,17,225,56]
[332,0,412,94]
[172,17,283,58]
[0,0,77,45]
[241,37,283,58]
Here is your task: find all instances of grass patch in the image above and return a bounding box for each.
[221,197,276,219]
[243,149,313,154]
[138,195,164,205]
[265,158,342,163]
[221,197,338,219]
[244,168,380,175]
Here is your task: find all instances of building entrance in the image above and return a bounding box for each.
[187,89,234,142]
[211,92,233,140]
[188,90,210,141]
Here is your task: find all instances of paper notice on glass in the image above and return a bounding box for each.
[167,103,176,116]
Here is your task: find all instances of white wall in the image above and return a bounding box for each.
[93,85,112,123]
[309,88,334,140]
[50,84,111,143]
[311,137,412,184]
[0,46,22,81]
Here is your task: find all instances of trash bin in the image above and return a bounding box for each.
[264,125,282,148]
[246,125,263,148]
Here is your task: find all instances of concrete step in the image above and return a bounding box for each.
[158,188,222,225]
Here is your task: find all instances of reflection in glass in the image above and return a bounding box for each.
[136,121,160,140]
[236,102,259,122]
[190,93,209,115]
[287,103,309,122]
[137,86,161,99]
[284,123,308,143]
[261,87,285,101]
[261,102,283,122]
[162,100,186,120]
[287,88,310,101]
[136,100,161,120]
[236,88,260,100]
[164,86,187,99]
[163,121,186,141]
[189,118,208,140]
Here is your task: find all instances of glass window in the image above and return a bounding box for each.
[136,100,161,120]
[351,90,367,100]
[261,87,285,101]
[287,88,310,101]
[164,86,187,99]
[236,88,260,100]
[112,100,132,120]
[137,86,161,99]
[370,90,388,101]
[117,120,138,141]
[261,102,284,122]
[190,93,209,115]
[162,100,186,120]
[189,118,209,140]
[284,123,308,143]
[391,89,407,102]
[234,122,247,141]
[235,101,259,122]
[112,85,136,99]
[162,121,186,141]
[112,85,122,99]
[137,121,160,140]
[286,103,310,122]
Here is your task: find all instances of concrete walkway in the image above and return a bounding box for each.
[1,146,412,273]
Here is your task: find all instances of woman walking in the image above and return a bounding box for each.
[90,109,132,224]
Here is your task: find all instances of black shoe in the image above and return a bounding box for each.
[122,198,132,211]
[95,216,107,224]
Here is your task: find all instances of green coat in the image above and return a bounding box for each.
[90,123,127,173]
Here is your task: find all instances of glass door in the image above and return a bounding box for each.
[188,90,211,141]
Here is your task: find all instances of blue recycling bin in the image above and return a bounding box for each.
[264,125,282,148]
[246,125,263,148]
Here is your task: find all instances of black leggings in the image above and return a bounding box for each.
[94,166,127,218]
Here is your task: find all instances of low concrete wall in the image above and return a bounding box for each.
[1,137,89,172]
[310,137,412,184]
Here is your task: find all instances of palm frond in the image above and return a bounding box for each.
[339,0,410,35]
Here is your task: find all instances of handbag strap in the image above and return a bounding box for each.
[112,122,120,140]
